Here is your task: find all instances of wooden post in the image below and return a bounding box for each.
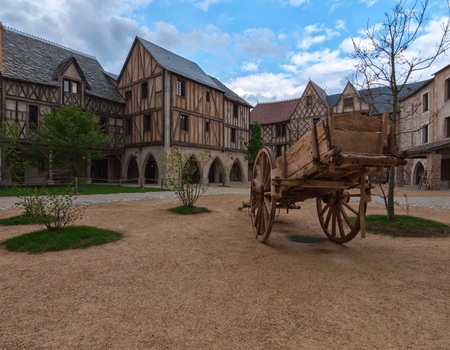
[379,111,389,154]
[309,118,319,164]
[359,173,366,239]
[327,107,335,149]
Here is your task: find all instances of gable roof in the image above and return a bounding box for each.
[136,37,223,92]
[1,27,124,104]
[208,76,252,107]
[250,98,300,125]
[309,81,328,106]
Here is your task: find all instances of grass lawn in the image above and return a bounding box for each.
[0,214,49,226]
[169,206,210,215]
[365,214,450,237]
[0,184,171,197]
[1,226,123,253]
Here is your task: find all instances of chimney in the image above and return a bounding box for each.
[0,22,5,72]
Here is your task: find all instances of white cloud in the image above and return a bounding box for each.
[296,23,340,50]
[234,28,282,57]
[359,0,377,7]
[335,19,347,31]
[186,0,222,12]
[241,62,259,72]
[278,0,309,6]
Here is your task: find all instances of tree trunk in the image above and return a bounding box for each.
[387,166,396,220]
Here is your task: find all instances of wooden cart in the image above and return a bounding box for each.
[250,109,406,243]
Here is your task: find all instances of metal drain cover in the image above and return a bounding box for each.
[289,235,325,244]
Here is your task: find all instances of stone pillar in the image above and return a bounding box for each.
[427,154,442,189]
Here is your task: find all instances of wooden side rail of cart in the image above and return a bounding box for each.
[250,109,406,244]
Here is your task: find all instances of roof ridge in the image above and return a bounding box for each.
[258,97,300,104]
[6,26,96,59]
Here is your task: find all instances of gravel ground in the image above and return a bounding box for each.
[0,186,449,349]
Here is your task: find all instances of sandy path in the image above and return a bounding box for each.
[0,192,449,349]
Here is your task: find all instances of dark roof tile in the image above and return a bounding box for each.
[2,28,124,104]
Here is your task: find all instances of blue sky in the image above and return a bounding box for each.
[1,0,449,106]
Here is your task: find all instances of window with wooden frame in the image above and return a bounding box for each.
[233,104,239,119]
[205,120,210,133]
[276,124,286,137]
[28,105,38,129]
[141,82,148,99]
[306,95,313,107]
[99,117,107,133]
[445,117,450,138]
[276,145,284,157]
[421,124,429,144]
[125,119,132,136]
[422,93,429,112]
[63,79,79,94]
[125,90,132,101]
[144,114,152,132]
[206,91,210,103]
[180,114,189,131]
[231,128,236,143]
[343,97,354,108]
[445,78,450,101]
[176,79,186,97]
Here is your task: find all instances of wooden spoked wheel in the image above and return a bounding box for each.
[250,147,276,243]
[316,189,368,243]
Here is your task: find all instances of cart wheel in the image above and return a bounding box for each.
[250,147,276,243]
[316,190,368,243]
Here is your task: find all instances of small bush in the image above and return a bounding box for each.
[15,186,85,232]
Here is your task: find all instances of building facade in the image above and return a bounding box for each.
[0,25,251,186]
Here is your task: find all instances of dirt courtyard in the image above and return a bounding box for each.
[0,189,449,349]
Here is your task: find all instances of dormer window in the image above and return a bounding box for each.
[63,79,79,94]
[306,95,313,107]
[344,97,353,108]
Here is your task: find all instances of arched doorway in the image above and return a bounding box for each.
[414,162,425,185]
[208,157,224,184]
[144,155,159,184]
[230,160,243,182]
[127,156,139,183]
[186,156,201,183]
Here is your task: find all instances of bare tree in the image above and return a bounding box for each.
[351,0,450,219]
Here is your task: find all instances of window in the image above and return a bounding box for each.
[63,79,79,94]
[141,82,148,99]
[343,97,354,108]
[233,104,239,118]
[144,114,152,132]
[422,93,429,112]
[176,79,186,97]
[445,117,450,138]
[125,119,132,136]
[313,117,320,125]
[306,95,313,107]
[276,145,284,157]
[206,92,210,102]
[29,105,38,129]
[231,128,236,143]
[276,124,286,137]
[180,114,189,131]
[99,117,107,133]
[205,120,210,133]
[445,79,450,101]
[422,124,428,144]
[125,91,132,101]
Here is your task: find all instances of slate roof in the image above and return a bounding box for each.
[405,138,450,156]
[137,37,223,92]
[250,98,300,125]
[359,80,431,113]
[208,76,252,107]
[1,28,124,104]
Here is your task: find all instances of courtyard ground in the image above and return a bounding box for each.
[0,185,449,349]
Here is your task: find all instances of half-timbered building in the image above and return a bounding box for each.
[116,37,251,185]
[0,26,125,184]
[0,24,252,185]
